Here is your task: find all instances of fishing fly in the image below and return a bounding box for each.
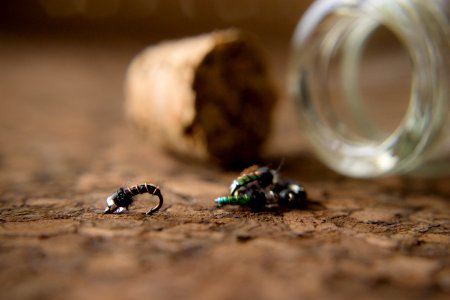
[104,183,163,215]
[229,165,278,196]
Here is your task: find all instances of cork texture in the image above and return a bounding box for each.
[0,34,449,300]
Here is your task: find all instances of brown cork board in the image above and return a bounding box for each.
[0,33,449,300]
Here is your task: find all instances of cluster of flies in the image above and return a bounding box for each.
[215,165,307,210]
[103,166,306,215]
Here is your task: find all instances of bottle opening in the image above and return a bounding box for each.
[290,0,449,177]
[325,22,412,142]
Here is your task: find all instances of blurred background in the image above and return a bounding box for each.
[0,0,413,188]
[0,0,316,188]
[1,0,312,36]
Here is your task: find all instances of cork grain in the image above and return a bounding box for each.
[0,34,449,300]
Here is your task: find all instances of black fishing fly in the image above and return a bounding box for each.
[104,183,163,215]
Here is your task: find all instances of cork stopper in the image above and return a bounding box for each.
[125,29,277,167]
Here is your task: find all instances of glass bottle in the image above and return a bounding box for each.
[289,0,450,177]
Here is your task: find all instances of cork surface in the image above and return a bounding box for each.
[0,34,449,300]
